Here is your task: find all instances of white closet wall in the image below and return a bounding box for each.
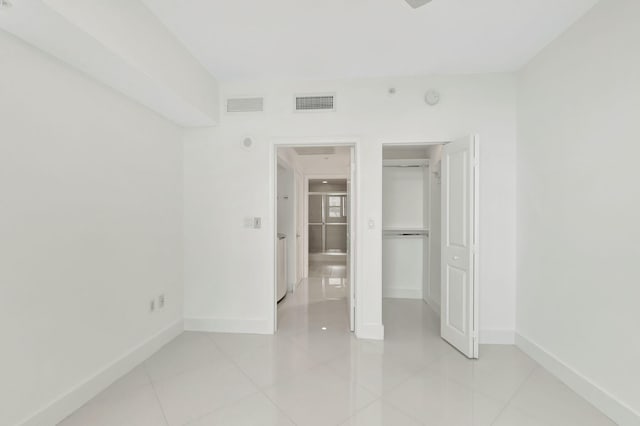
[426,146,443,311]
[382,160,430,299]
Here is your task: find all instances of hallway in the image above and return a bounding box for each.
[277,260,350,337]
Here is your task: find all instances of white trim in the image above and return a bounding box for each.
[184,317,272,334]
[382,288,423,299]
[479,329,514,344]
[356,323,385,340]
[472,135,480,359]
[515,333,639,425]
[18,319,183,426]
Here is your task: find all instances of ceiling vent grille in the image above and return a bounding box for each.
[226,97,264,113]
[295,95,335,112]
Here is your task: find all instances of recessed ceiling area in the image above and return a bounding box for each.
[280,146,351,175]
[383,144,442,160]
[142,0,599,81]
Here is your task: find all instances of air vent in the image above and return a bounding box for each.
[293,147,336,156]
[295,95,335,112]
[226,97,264,113]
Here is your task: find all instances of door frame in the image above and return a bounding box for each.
[270,137,360,334]
[294,169,305,284]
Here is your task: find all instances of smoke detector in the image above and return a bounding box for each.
[405,0,432,8]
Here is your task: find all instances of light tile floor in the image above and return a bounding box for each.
[60,261,615,425]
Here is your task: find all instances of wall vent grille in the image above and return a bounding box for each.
[295,95,335,111]
[226,97,264,113]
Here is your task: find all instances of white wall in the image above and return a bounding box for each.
[517,0,640,422]
[44,0,220,124]
[0,0,220,127]
[0,31,184,426]
[427,146,443,310]
[183,73,517,341]
[382,166,425,230]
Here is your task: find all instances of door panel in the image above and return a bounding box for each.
[441,135,478,359]
[308,194,323,224]
[308,224,323,253]
[445,265,467,333]
[325,225,347,252]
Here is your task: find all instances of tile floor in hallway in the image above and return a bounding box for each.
[60,260,614,426]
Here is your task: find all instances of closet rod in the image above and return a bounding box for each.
[383,230,429,237]
[382,164,426,168]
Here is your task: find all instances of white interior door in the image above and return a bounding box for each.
[348,147,356,332]
[441,135,479,359]
[295,171,305,286]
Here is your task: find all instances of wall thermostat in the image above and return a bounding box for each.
[425,90,440,106]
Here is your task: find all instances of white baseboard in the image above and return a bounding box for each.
[356,323,385,340]
[383,288,423,299]
[480,329,515,344]
[515,333,639,425]
[19,319,183,426]
[184,317,273,334]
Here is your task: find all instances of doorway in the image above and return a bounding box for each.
[273,143,356,335]
[381,136,479,358]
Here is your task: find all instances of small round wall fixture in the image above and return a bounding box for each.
[425,89,441,106]
[241,136,254,151]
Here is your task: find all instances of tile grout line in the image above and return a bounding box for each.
[488,365,540,425]
[144,366,172,426]
[204,333,300,426]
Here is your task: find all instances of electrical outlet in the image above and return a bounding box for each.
[158,294,165,309]
[150,299,155,312]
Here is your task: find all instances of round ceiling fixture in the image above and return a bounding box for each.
[405,0,433,9]
[425,90,441,106]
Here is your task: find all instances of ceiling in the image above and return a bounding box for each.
[142,0,599,81]
[280,147,351,175]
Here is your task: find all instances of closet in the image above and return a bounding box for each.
[382,145,442,304]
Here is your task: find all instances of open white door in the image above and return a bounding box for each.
[441,135,479,359]
[347,147,356,332]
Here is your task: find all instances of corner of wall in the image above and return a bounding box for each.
[19,320,184,426]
